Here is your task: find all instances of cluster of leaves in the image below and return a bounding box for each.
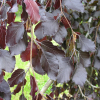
[0,0,100,99]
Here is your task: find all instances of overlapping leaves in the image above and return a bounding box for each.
[32,40,73,83]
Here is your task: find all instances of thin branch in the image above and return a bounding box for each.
[45,0,51,10]
[30,25,39,92]
[60,0,62,13]
[86,79,100,89]
[74,89,79,100]
[78,85,90,99]
[40,79,53,94]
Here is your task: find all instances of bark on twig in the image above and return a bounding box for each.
[40,79,53,94]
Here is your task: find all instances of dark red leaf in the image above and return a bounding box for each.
[34,22,44,40]
[32,53,45,75]
[62,0,84,13]
[46,92,54,100]
[40,41,73,82]
[94,57,100,70]
[9,39,27,56]
[80,51,91,67]
[78,34,95,52]
[20,42,38,62]
[7,13,16,24]
[57,57,73,83]
[0,26,6,49]
[6,22,24,47]
[0,79,10,94]
[24,0,40,24]
[35,18,59,39]
[0,4,10,21]
[0,49,15,73]
[53,26,67,44]
[30,75,38,99]
[49,92,54,98]
[0,71,4,84]
[13,79,26,95]
[61,16,70,29]
[72,63,87,86]
[17,0,22,5]
[0,80,11,100]
[34,93,42,100]
[54,0,62,9]
[8,69,25,87]
[21,2,28,22]
[19,94,27,100]
[36,36,47,42]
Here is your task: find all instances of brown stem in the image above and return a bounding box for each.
[30,25,39,92]
[40,79,53,94]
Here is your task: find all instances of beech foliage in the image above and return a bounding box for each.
[0,0,100,99]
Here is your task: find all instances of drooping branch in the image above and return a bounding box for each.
[40,79,53,94]
[78,85,90,100]
[86,79,100,89]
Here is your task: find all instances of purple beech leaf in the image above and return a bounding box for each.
[17,0,22,5]
[0,79,11,100]
[8,69,25,87]
[30,75,38,99]
[0,26,6,49]
[94,57,100,70]
[13,79,26,95]
[72,63,87,86]
[62,0,84,13]
[0,92,11,100]
[24,0,40,24]
[0,71,4,84]
[35,10,60,40]
[32,54,45,75]
[40,41,63,80]
[40,54,58,80]
[40,41,73,82]
[34,93,42,100]
[97,34,100,43]
[80,51,91,67]
[0,49,15,73]
[78,34,95,52]
[42,18,59,36]
[0,4,10,21]
[20,42,38,62]
[53,26,67,44]
[9,39,27,56]
[93,11,100,18]
[0,80,10,93]
[35,19,59,40]
[39,6,46,18]
[57,57,73,83]
[34,22,44,40]
[6,22,24,47]
[7,13,16,24]
[21,2,28,22]
[97,46,100,58]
